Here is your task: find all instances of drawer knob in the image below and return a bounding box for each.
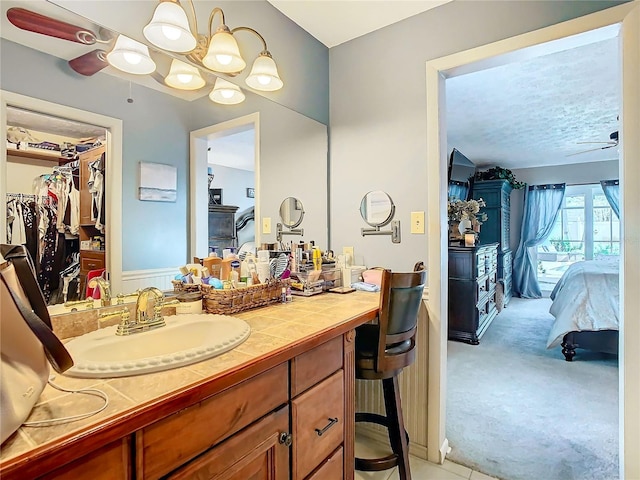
[279,432,292,447]
[315,417,339,436]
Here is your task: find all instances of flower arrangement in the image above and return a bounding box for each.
[474,166,525,189]
[448,198,488,225]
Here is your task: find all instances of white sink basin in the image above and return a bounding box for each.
[63,314,251,378]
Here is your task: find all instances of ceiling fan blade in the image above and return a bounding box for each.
[567,144,617,157]
[7,7,97,45]
[68,50,108,76]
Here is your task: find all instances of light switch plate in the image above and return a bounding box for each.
[342,246,354,264]
[262,217,271,234]
[411,211,425,234]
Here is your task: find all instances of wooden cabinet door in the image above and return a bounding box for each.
[166,406,289,480]
[139,364,288,479]
[39,437,132,480]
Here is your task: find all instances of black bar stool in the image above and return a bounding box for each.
[354,266,426,480]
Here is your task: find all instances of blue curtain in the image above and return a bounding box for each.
[513,183,565,299]
[600,179,620,219]
[448,182,468,201]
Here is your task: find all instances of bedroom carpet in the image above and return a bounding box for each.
[446,297,619,480]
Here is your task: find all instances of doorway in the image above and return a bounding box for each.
[425,4,640,478]
[0,90,124,294]
[189,113,260,260]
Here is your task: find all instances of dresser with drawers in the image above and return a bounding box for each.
[448,243,499,344]
[472,179,513,305]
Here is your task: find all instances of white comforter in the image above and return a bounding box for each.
[546,258,620,348]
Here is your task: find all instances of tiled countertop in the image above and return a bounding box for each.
[0,291,379,467]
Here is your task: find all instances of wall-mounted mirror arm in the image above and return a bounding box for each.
[361,221,401,243]
[276,222,304,242]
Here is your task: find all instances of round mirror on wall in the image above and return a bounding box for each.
[360,190,395,227]
[279,197,304,228]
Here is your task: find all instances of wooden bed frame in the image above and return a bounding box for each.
[561,329,619,361]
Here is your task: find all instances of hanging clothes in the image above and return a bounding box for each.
[87,152,105,233]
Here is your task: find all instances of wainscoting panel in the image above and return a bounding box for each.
[355,295,429,460]
[121,267,178,293]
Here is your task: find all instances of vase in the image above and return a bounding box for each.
[458,219,472,236]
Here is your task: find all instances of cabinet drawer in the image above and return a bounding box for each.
[292,370,344,479]
[306,446,343,480]
[476,275,489,300]
[80,251,105,273]
[138,363,288,480]
[291,336,342,397]
[165,406,289,480]
[40,438,132,480]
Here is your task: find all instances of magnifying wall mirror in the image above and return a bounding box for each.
[360,190,395,226]
[359,190,400,243]
[279,196,304,228]
[277,196,304,242]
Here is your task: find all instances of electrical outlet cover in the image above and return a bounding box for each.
[411,211,425,234]
[262,217,271,234]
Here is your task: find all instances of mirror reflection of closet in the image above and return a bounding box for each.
[5,107,107,305]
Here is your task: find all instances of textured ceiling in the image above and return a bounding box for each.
[7,107,106,139]
[446,37,619,170]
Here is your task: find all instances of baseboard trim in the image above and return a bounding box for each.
[356,424,428,460]
[121,267,177,280]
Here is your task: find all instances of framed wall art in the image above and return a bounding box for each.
[139,162,177,202]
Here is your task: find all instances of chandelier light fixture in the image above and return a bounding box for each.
[107,35,157,75]
[141,0,284,104]
[164,58,206,90]
[209,77,246,105]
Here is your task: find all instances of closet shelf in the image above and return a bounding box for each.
[7,148,63,163]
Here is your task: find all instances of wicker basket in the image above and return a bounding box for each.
[172,280,201,293]
[200,280,285,315]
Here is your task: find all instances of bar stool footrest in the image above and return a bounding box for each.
[355,412,410,472]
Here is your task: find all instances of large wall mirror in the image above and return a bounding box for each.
[0,1,328,310]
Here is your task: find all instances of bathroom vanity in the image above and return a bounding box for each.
[0,293,379,480]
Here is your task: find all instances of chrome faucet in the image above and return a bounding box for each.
[88,275,111,307]
[135,287,164,324]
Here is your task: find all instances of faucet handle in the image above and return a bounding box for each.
[116,289,142,305]
[64,298,94,309]
[153,298,179,321]
[99,308,129,323]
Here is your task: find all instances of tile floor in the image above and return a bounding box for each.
[355,434,499,480]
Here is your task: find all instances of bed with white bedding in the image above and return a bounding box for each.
[547,258,619,361]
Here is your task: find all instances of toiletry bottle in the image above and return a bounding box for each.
[230,259,241,286]
[286,284,293,303]
[313,247,322,271]
[221,257,233,282]
[204,253,222,279]
[281,287,287,303]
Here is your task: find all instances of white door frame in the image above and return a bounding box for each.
[0,90,124,294]
[425,3,640,478]
[189,112,260,259]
